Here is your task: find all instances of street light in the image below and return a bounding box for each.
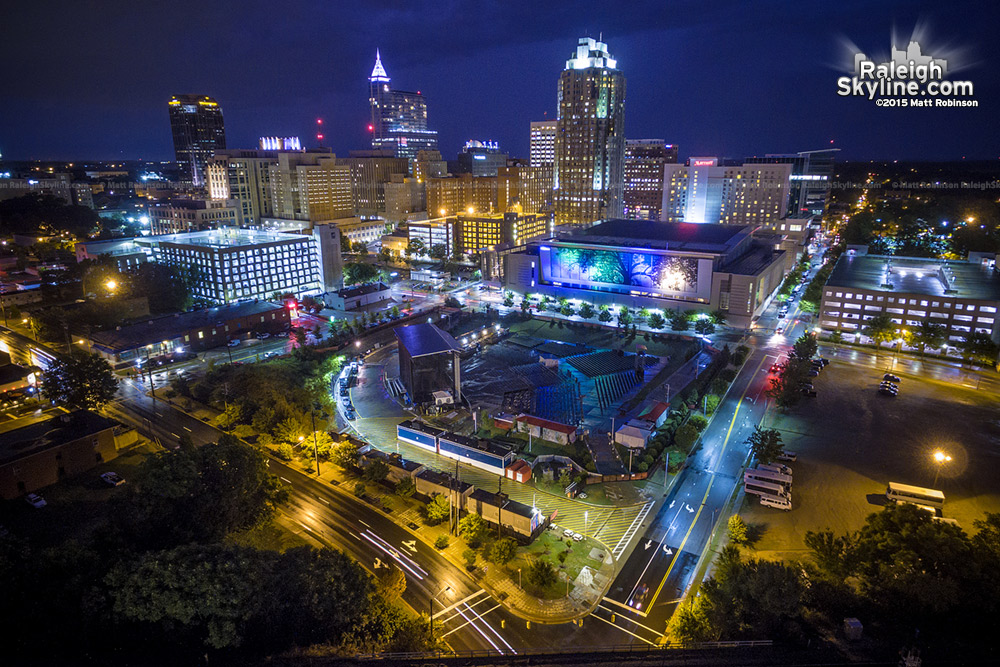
[932,450,952,487]
[429,585,451,643]
[105,279,117,291]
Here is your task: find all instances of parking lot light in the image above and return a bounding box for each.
[932,450,952,487]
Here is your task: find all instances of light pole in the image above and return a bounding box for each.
[429,586,451,644]
[310,403,321,476]
[932,450,952,487]
[518,567,522,589]
[584,510,589,538]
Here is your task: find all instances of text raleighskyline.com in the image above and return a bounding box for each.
[837,40,975,102]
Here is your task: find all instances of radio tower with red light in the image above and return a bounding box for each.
[316,118,324,148]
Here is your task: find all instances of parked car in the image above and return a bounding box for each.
[227,339,241,347]
[878,387,898,397]
[801,388,817,397]
[883,373,901,383]
[256,332,271,340]
[777,451,798,462]
[100,472,125,487]
[277,330,289,338]
[25,493,46,508]
[807,369,820,377]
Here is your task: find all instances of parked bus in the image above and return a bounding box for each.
[886,482,944,510]
[886,482,945,510]
[745,467,792,489]
[744,478,789,499]
[759,462,793,476]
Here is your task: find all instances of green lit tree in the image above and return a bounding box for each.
[41,351,119,411]
[746,425,784,465]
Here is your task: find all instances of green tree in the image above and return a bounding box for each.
[668,595,716,644]
[429,243,448,260]
[597,306,613,323]
[578,302,596,319]
[617,307,632,328]
[829,329,844,344]
[709,309,727,325]
[804,529,856,580]
[434,535,450,549]
[390,305,400,319]
[490,537,516,565]
[274,417,303,444]
[276,443,294,460]
[343,262,380,286]
[459,513,489,546]
[560,303,575,317]
[688,414,708,431]
[425,494,451,525]
[407,238,425,257]
[363,460,390,484]
[960,331,999,367]
[909,319,946,356]
[727,514,749,545]
[395,477,416,498]
[525,559,558,589]
[41,351,119,410]
[330,440,359,469]
[669,309,690,331]
[674,422,701,449]
[861,312,897,349]
[704,394,721,415]
[215,403,242,430]
[462,548,477,569]
[647,311,666,329]
[353,481,366,497]
[746,425,784,465]
[375,565,407,603]
[694,319,716,335]
[792,332,818,360]
[503,291,514,307]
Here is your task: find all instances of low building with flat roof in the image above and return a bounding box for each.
[326,281,391,311]
[0,411,120,499]
[395,323,462,404]
[465,489,542,539]
[503,219,787,327]
[818,253,1000,345]
[514,414,578,445]
[87,301,289,368]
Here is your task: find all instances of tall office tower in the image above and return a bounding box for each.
[661,158,792,226]
[530,120,557,167]
[456,141,508,177]
[623,140,678,220]
[336,150,410,216]
[168,95,226,187]
[368,50,439,161]
[744,148,839,217]
[553,38,626,226]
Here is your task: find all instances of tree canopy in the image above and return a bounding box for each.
[41,350,119,410]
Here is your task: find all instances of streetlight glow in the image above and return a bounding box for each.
[105,279,117,291]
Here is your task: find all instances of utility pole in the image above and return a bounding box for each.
[144,347,156,399]
[310,404,321,476]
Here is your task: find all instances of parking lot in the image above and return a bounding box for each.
[741,353,1000,561]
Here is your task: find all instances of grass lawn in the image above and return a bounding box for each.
[506,529,601,599]
[228,519,312,552]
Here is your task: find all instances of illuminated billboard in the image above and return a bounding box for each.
[540,245,703,297]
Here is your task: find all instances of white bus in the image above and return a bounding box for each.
[745,467,792,489]
[744,478,790,499]
[758,462,793,476]
[886,482,945,511]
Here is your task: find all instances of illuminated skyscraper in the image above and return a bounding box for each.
[168,95,226,187]
[553,38,626,226]
[530,120,556,167]
[368,50,439,162]
[623,139,678,220]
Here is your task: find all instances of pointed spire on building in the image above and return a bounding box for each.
[370,49,389,81]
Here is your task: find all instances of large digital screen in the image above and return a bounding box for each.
[541,245,703,297]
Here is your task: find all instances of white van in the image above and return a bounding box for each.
[776,451,797,462]
[759,495,792,511]
[759,462,793,476]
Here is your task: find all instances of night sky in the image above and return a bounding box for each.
[1,0,997,163]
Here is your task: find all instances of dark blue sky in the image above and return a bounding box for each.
[1,0,996,163]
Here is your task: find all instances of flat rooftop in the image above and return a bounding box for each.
[89,301,283,353]
[137,228,308,249]
[826,254,1000,302]
[0,411,116,464]
[566,219,751,254]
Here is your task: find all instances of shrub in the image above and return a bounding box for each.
[463,548,477,569]
[276,443,294,460]
[353,481,366,497]
[674,423,701,450]
[435,535,450,549]
[727,514,749,545]
[704,394,721,415]
[637,461,649,473]
[525,559,559,589]
[719,368,738,383]
[490,537,517,565]
[558,550,569,563]
[688,414,709,432]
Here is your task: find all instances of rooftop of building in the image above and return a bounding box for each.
[136,227,309,249]
[394,323,460,358]
[89,301,284,353]
[825,253,1000,302]
[469,488,537,518]
[516,414,577,434]
[398,419,444,437]
[438,432,513,458]
[0,411,116,464]
[337,282,389,298]
[416,468,474,493]
[565,220,751,254]
[719,245,785,276]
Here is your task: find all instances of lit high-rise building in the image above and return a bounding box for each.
[368,50,439,161]
[744,148,839,217]
[661,158,792,226]
[623,140,678,220]
[168,95,226,187]
[553,38,626,227]
[530,120,556,167]
[270,151,353,222]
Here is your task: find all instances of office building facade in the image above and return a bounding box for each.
[530,120,557,167]
[553,38,626,227]
[133,228,320,303]
[168,95,226,187]
[368,51,439,161]
[337,150,409,216]
[623,139,678,220]
[148,198,240,234]
[270,151,353,222]
[456,141,508,177]
[744,148,839,217]
[208,149,280,224]
[454,212,551,257]
[661,158,791,226]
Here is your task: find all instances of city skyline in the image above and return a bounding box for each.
[0,0,997,163]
